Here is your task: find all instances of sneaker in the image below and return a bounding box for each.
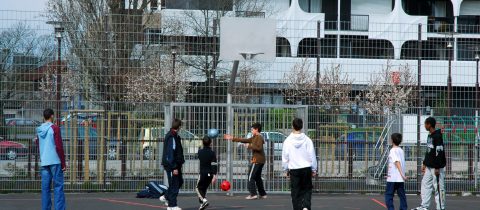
[303,208,308,210]
[245,195,258,200]
[260,195,268,199]
[199,199,209,210]
[411,207,428,210]
[167,207,182,210]
[159,196,168,206]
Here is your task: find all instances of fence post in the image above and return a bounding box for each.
[28,139,32,179]
[226,97,234,196]
[78,140,83,180]
[416,23,423,193]
[348,141,353,179]
[163,104,172,187]
[475,110,478,189]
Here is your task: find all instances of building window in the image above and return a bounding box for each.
[457,38,480,61]
[164,0,233,10]
[144,28,162,44]
[298,36,337,58]
[340,36,394,59]
[183,36,218,56]
[276,37,291,57]
[150,0,158,10]
[290,0,322,13]
[401,38,452,60]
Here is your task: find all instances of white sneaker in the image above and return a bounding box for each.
[411,207,428,210]
[159,195,168,206]
[245,195,258,200]
[167,207,182,210]
[199,199,209,210]
[303,208,308,210]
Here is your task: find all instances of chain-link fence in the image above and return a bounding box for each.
[1,1,480,194]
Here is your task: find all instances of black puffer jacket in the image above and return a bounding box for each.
[423,129,446,169]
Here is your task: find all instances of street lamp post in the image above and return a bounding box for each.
[171,46,177,102]
[47,21,65,125]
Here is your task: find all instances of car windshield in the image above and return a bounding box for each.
[269,133,286,143]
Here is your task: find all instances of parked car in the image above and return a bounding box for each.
[5,118,40,140]
[0,137,28,160]
[236,131,287,160]
[141,127,202,160]
[6,118,41,126]
[33,126,120,160]
[61,113,98,128]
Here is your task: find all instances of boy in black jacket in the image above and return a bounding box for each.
[412,117,447,210]
[160,119,185,210]
[196,136,218,210]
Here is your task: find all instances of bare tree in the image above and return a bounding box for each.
[38,66,81,103]
[232,64,259,103]
[0,22,55,136]
[124,56,190,104]
[46,0,156,111]
[363,62,417,117]
[282,59,316,104]
[318,64,354,111]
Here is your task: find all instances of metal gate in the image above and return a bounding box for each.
[164,103,308,193]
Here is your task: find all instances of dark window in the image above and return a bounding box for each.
[161,0,166,9]
[144,28,162,44]
[151,0,158,10]
[298,35,337,58]
[458,16,480,34]
[401,38,453,60]
[340,36,394,59]
[322,0,338,30]
[457,38,480,61]
[164,0,233,10]
[184,36,218,56]
[276,37,291,57]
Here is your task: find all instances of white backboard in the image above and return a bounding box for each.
[219,17,276,62]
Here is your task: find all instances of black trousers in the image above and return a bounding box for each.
[248,163,267,196]
[165,169,184,207]
[196,173,214,203]
[290,167,313,210]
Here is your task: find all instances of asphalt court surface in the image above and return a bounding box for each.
[0,192,479,210]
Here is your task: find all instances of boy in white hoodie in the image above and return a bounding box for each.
[282,118,317,210]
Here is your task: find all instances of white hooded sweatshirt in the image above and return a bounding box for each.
[282,132,317,172]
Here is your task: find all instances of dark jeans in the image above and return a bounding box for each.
[166,169,184,207]
[385,182,407,210]
[248,163,266,196]
[41,164,65,210]
[196,173,214,203]
[289,167,313,210]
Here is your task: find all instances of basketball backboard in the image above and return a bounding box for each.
[219,17,276,62]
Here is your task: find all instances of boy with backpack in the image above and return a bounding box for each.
[196,136,218,210]
[385,133,408,210]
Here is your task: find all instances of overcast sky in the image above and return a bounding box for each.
[0,0,50,32]
[0,0,47,11]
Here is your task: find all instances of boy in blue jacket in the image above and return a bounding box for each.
[36,108,66,210]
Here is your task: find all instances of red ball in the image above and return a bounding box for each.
[220,180,231,191]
